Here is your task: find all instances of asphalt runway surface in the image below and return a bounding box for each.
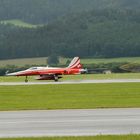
[0,108,140,137]
[0,79,140,85]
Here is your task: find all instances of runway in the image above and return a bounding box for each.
[0,108,140,137]
[0,79,140,85]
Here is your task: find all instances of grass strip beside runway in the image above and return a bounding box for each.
[1,73,140,82]
[0,83,140,110]
[1,135,140,140]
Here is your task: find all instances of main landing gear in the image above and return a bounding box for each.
[25,76,28,83]
[54,75,58,82]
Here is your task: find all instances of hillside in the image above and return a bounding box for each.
[0,0,140,24]
[0,20,38,28]
[0,8,140,59]
[0,0,140,60]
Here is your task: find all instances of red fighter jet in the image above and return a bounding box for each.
[6,57,87,82]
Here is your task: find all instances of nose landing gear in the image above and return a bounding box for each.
[25,76,28,83]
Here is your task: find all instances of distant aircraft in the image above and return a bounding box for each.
[6,57,87,82]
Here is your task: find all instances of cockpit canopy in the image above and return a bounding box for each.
[28,67,38,70]
[27,67,45,71]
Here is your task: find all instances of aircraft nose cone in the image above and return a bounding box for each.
[6,72,18,76]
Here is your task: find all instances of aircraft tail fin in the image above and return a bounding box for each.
[68,57,83,69]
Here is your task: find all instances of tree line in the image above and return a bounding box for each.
[0,0,140,24]
[0,8,140,60]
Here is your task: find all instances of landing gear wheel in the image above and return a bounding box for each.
[54,75,58,82]
[25,76,28,83]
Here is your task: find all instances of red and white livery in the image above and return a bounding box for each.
[6,57,87,82]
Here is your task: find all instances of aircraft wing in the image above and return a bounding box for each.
[36,74,62,81]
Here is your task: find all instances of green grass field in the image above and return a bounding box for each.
[81,57,140,64]
[0,83,140,111]
[0,19,39,28]
[0,57,140,67]
[1,73,140,82]
[0,57,48,67]
[1,135,140,140]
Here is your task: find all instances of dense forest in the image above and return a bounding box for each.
[0,0,140,24]
[0,0,140,60]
